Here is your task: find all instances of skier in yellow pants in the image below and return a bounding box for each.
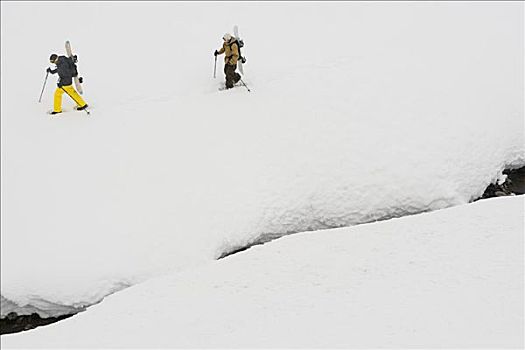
[47,54,88,115]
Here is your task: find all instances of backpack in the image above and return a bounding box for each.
[66,55,79,77]
[230,38,246,64]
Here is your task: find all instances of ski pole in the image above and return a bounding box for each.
[213,55,217,79]
[38,71,49,103]
[239,78,251,92]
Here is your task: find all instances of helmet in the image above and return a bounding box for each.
[49,54,58,62]
[223,33,232,42]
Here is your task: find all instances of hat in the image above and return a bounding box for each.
[49,54,58,62]
[223,33,232,42]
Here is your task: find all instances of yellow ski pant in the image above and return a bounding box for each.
[53,85,87,113]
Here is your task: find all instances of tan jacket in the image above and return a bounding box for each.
[217,40,239,66]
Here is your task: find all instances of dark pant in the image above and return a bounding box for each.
[224,64,241,88]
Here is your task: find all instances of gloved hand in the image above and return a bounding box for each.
[214,50,219,56]
[79,77,83,83]
[46,67,52,73]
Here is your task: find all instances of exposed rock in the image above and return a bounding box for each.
[505,167,525,194]
[0,312,75,335]
[479,166,525,201]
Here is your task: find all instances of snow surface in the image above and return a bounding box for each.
[2,196,523,348]
[1,0,524,331]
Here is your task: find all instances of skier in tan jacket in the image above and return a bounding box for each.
[214,33,241,89]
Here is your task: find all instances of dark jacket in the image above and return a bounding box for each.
[49,56,77,87]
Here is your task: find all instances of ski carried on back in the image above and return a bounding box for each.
[233,25,245,75]
[65,41,83,94]
[233,25,250,91]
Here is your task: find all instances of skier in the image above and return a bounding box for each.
[214,33,241,89]
[47,53,88,115]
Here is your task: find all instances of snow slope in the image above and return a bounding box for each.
[1,2,524,317]
[3,196,523,348]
